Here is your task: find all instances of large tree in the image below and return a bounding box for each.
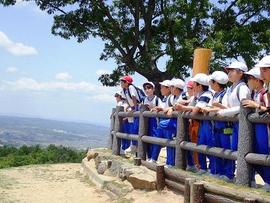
[2,0,270,86]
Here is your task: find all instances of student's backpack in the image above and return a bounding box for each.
[218,90,227,103]
[127,84,146,103]
[251,89,267,105]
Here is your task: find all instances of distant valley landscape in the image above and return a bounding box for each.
[0,115,109,149]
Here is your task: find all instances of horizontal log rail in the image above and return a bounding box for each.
[180,141,238,160]
[141,136,176,147]
[115,132,139,141]
[245,153,270,167]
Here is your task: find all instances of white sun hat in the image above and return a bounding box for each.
[226,61,248,72]
[190,73,209,86]
[209,71,229,85]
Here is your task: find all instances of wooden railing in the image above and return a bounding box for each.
[109,106,270,202]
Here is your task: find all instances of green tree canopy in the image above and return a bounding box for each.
[2,0,270,85]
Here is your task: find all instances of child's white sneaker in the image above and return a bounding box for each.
[196,169,207,175]
[124,146,132,153]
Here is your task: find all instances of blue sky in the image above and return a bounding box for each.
[0,2,149,126]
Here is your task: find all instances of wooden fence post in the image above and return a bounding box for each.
[134,157,142,166]
[192,182,205,203]
[137,105,149,160]
[175,112,187,169]
[244,198,256,203]
[112,106,124,155]
[236,104,253,186]
[108,108,116,150]
[156,164,165,191]
[184,178,195,203]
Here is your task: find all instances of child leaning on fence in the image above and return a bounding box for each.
[114,91,131,154]
[201,71,234,181]
[151,80,173,164]
[242,60,270,191]
[175,73,213,174]
[215,61,251,181]
[120,75,142,154]
[142,81,161,162]
[160,78,186,167]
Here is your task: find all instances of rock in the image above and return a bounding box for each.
[127,172,156,190]
[97,161,109,174]
[86,150,98,161]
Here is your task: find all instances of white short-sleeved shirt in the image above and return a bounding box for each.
[195,91,213,108]
[218,81,251,117]
[122,85,139,107]
[210,89,226,105]
[160,95,173,109]
[143,95,161,109]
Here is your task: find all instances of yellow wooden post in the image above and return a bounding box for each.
[192,48,212,76]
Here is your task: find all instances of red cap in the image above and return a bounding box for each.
[187,80,193,88]
[120,75,133,84]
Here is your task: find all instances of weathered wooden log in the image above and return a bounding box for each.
[142,111,178,118]
[182,112,239,122]
[134,158,141,166]
[180,141,237,160]
[203,184,244,202]
[112,106,124,155]
[164,167,188,183]
[236,105,253,186]
[141,136,176,147]
[244,198,257,203]
[156,164,165,191]
[137,105,148,160]
[204,193,242,203]
[192,182,205,203]
[165,179,185,193]
[115,132,139,141]
[248,113,270,124]
[109,108,116,149]
[184,178,195,203]
[175,113,187,169]
[118,111,140,117]
[141,160,157,171]
[245,153,270,166]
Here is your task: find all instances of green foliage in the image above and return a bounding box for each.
[0,145,86,169]
[1,0,270,84]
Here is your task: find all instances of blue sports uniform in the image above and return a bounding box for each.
[195,91,213,171]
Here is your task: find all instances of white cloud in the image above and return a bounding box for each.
[0,31,38,56]
[6,67,18,73]
[88,94,115,103]
[55,72,72,81]
[96,69,110,76]
[0,77,118,95]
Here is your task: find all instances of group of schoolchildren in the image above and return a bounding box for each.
[113,55,270,191]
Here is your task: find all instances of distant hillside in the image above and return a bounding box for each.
[0,116,109,149]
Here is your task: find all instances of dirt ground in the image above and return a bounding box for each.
[0,163,183,203]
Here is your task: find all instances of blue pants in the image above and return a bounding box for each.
[198,120,213,170]
[151,118,176,165]
[121,120,130,150]
[147,118,158,159]
[160,118,177,166]
[229,122,239,178]
[129,117,139,146]
[254,123,270,184]
[213,121,234,179]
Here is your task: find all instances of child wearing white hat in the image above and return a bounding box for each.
[150,80,173,163]
[215,61,250,181]
[242,67,270,191]
[142,81,161,162]
[201,71,233,180]
[175,73,213,174]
